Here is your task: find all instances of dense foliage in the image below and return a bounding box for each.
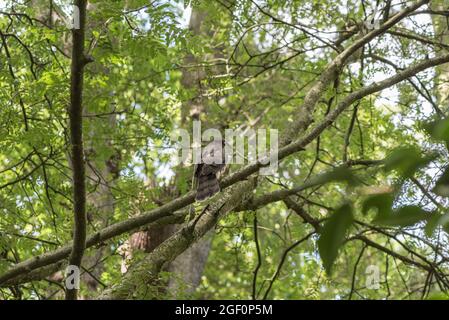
[0,0,449,300]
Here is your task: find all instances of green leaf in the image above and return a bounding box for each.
[362,193,394,220]
[422,118,449,142]
[432,167,449,197]
[384,147,435,178]
[425,213,449,237]
[313,166,359,186]
[375,205,428,227]
[318,203,353,275]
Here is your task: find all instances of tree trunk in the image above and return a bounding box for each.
[123,3,231,297]
[431,1,449,112]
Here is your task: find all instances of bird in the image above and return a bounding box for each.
[194,139,226,201]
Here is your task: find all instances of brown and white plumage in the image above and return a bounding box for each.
[194,140,225,201]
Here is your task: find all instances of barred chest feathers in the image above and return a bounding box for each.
[194,140,226,201]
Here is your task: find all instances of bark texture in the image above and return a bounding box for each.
[66,0,88,300]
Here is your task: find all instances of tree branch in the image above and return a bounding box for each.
[66,0,88,300]
[98,178,257,299]
[1,52,448,289]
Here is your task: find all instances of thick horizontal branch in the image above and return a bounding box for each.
[237,159,384,211]
[0,212,186,287]
[98,178,257,299]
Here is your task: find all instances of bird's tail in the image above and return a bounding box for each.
[195,173,220,201]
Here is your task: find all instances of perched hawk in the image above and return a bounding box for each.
[194,139,226,201]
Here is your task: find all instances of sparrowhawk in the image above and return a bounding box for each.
[194,139,226,201]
